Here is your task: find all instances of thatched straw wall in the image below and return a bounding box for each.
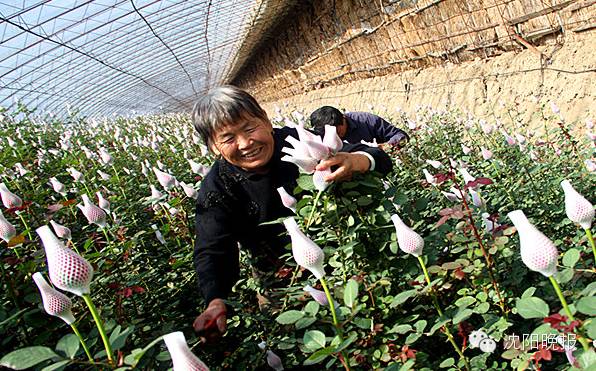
[230,0,595,119]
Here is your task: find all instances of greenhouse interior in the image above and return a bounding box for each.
[0,0,595,370]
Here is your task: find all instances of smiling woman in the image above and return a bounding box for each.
[210,116,275,173]
[190,85,393,343]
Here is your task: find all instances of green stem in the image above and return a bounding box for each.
[17,212,32,240]
[319,277,351,371]
[306,190,323,229]
[319,277,338,326]
[417,256,470,370]
[585,228,596,264]
[101,228,112,252]
[81,294,113,363]
[82,183,92,197]
[70,323,94,363]
[548,276,590,351]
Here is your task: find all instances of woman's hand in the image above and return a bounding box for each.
[316,152,371,182]
[193,298,227,343]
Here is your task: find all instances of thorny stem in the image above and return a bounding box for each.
[82,294,113,363]
[417,257,470,371]
[548,276,590,351]
[452,180,507,315]
[70,323,94,363]
[585,229,596,264]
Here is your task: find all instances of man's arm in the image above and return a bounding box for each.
[370,113,410,145]
[317,142,393,182]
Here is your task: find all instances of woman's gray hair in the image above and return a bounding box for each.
[192,85,268,147]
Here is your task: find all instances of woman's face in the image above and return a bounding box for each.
[210,114,274,173]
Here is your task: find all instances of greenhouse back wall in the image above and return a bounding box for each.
[1,0,595,370]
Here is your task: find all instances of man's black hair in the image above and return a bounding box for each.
[309,106,344,135]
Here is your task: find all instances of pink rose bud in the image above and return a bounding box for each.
[481,213,500,233]
[323,125,343,153]
[442,191,459,202]
[153,167,176,190]
[180,182,198,200]
[283,136,311,159]
[469,189,485,208]
[150,185,164,202]
[50,220,71,240]
[425,160,442,169]
[313,169,332,192]
[585,159,596,173]
[49,177,66,195]
[391,214,424,257]
[0,209,17,242]
[163,331,210,371]
[37,225,93,296]
[501,130,516,146]
[303,285,330,306]
[508,210,558,277]
[0,182,23,209]
[550,101,560,115]
[458,167,475,185]
[96,192,110,212]
[561,180,594,229]
[422,169,437,185]
[266,350,284,371]
[304,140,330,161]
[98,148,112,165]
[280,155,318,174]
[481,147,493,160]
[283,218,325,279]
[97,170,111,181]
[461,144,472,155]
[77,194,107,228]
[276,187,297,213]
[32,272,75,324]
[67,168,84,182]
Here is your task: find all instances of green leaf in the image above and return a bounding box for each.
[389,289,417,308]
[297,175,315,191]
[474,302,490,314]
[304,301,320,316]
[41,360,70,371]
[452,308,473,324]
[390,324,413,334]
[303,346,334,365]
[516,297,549,319]
[0,346,60,370]
[303,330,326,351]
[439,358,455,368]
[334,333,358,353]
[109,325,135,350]
[562,248,580,267]
[455,296,476,308]
[123,335,163,367]
[428,318,449,336]
[295,317,317,330]
[413,320,427,333]
[343,279,359,308]
[354,317,372,330]
[586,319,596,340]
[275,310,304,325]
[554,268,574,284]
[405,332,421,344]
[576,297,596,315]
[56,334,79,359]
[521,287,536,299]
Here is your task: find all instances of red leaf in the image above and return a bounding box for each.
[435,215,451,228]
[475,177,493,185]
[453,267,466,280]
[131,285,145,294]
